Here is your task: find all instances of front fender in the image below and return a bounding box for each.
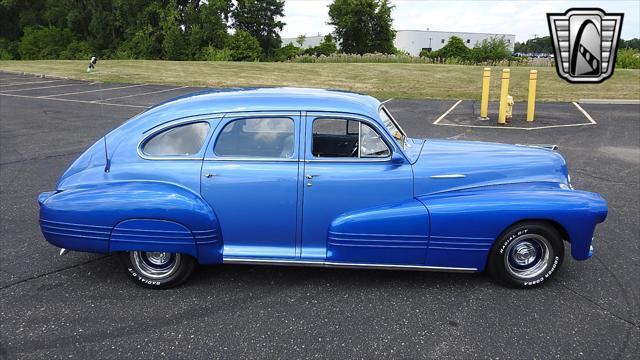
[418,185,608,270]
[38,181,221,263]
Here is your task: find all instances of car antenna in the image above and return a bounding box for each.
[94,56,110,173]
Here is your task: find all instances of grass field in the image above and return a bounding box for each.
[1,60,639,101]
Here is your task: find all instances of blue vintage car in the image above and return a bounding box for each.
[38,88,608,288]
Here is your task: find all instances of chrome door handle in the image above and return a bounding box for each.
[306,174,319,179]
[204,173,217,178]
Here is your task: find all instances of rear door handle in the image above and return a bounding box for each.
[204,173,217,178]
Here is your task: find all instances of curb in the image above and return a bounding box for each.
[579,99,640,105]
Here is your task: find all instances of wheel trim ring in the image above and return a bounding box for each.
[504,234,552,280]
[131,251,181,280]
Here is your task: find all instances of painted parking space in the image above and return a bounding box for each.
[433,100,595,130]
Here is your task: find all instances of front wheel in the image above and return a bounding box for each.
[119,251,196,289]
[488,222,564,288]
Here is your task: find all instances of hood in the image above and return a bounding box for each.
[413,139,569,196]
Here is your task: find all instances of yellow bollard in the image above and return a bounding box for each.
[506,95,514,121]
[479,67,491,120]
[527,70,538,122]
[497,69,511,124]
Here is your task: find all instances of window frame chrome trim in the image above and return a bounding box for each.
[307,113,394,162]
[137,118,214,161]
[210,115,298,161]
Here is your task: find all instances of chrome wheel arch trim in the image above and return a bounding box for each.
[222,257,477,273]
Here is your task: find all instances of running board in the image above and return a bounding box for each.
[222,258,477,273]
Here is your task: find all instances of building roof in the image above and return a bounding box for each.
[395,29,516,36]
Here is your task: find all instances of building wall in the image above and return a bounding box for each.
[282,30,516,56]
[282,35,324,49]
[395,30,516,56]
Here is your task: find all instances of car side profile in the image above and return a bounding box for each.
[38,88,608,289]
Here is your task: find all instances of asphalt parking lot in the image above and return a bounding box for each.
[1,72,638,359]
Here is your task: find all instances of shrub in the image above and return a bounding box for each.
[616,48,640,69]
[272,43,300,61]
[227,30,261,61]
[60,40,92,60]
[0,38,18,60]
[198,46,232,61]
[471,36,511,64]
[18,26,75,59]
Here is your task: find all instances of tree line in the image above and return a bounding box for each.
[514,36,640,54]
[1,0,637,63]
[0,0,396,61]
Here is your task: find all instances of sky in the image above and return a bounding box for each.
[281,0,640,42]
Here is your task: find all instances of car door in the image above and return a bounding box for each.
[200,112,303,259]
[301,113,419,264]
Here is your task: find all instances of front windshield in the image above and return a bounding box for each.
[379,106,407,148]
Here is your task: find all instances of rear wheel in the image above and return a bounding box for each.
[120,251,196,289]
[488,222,564,288]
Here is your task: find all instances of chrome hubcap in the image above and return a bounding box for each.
[131,251,180,280]
[504,234,552,280]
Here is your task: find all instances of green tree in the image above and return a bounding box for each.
[227,29,261,61]
[305,34,338,56]
[273,42,300,61]
[183,0,232,58]
[295,34,306,47]
[620,38,640,50]
[232,0,285,59]
[161,5,188,60]
[18,26,75,59]
[328,0,395,54]
[514,36,552,53]
[423,36,470,61]
[472,36,511,64]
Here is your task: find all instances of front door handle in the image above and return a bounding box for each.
[204,173,217,178]
[305,174,319,179]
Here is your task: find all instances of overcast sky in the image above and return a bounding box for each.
[281,0,640,42]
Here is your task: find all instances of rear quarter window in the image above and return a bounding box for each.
[142,122,210,156]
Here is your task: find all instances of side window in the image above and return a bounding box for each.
[360,123,391,157]
[312,118,390,159]
[215,117,295,158]
[142,122,210,156]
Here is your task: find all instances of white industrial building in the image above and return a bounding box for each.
[283,30,516,56]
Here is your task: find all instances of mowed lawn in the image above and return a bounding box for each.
[1,60,639,101]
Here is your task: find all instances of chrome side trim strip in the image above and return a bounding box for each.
[430,174,466,179]
[222,257,478,273]
[203,157,298,162]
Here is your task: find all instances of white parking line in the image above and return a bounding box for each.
[0,77,36,82]
[98,86,188,101]
[40,83,147,98]
[0,80,62,87]
[572,102,597,124]
[433,100,462,124]
[435,122,596,131]
[1,82,95,93]
[0,92,149,109]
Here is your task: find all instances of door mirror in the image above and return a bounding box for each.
[390,152,405,164]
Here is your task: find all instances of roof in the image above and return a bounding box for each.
[141,87,382,123]
[396,29,516,37]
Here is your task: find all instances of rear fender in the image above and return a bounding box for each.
[39,181,222,264]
